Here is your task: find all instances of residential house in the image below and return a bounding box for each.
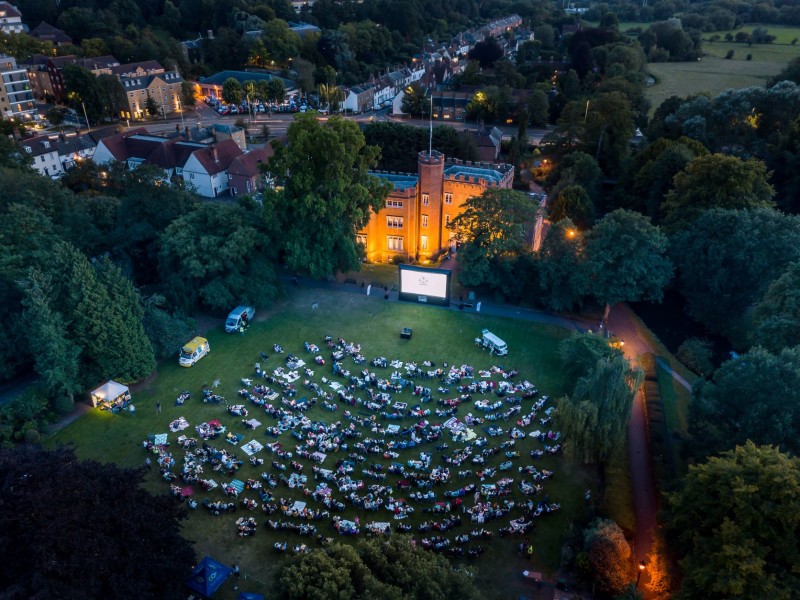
[182,139,242,197]
[20,135,62,178]
[109,60,165,79]
[473,127,503,162]
[29,22,72,46]
[0,2,23,33]
[118,68,184,120]
[228,146,274,197]
[24,54,54,101]
[56,131,102,170]
[93,127,205,180]
[46,55,119,103]
[359,151,513,262]
[0,55,35,119]
[372,75,396,109]
[290,0,316,13]
[343,86,374,114]
[431,90,471,122]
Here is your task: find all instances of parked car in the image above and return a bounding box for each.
[229,105,239,114]
[225,305,256,333]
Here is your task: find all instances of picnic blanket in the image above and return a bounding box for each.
[393,401,408,411]
[290,500,306,513]
[242,440,264,456]
[168,417,190,432]
[226,433,244,445]
[244,418,262,429]
[329,381,344,391]
[153,433,168,445]
[443,417,465,432]
[386,424,400,434]
[204,479,218,490]
[310,451,327,463]
[227,479,245,494]
[283,371,301,383]
[529,430,542,438]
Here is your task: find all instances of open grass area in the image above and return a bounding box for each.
[645,57,785,110]
[702,40,800,63]
[48,288,600,599]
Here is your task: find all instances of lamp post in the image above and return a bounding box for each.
[636,561,646,588]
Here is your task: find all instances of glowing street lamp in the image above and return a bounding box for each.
[636,561,646,588]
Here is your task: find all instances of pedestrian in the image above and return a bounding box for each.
[156,401,161,414]
[145,457,152,470]
[129,404,136,416]
[233,564,240,578]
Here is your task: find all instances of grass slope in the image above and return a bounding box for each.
[48,288,600,599]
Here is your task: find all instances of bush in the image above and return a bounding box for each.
[677,338,714,377]
[725,50,735,59]
[24,429,41,445]
[747,53,753,60]
[54,395,75,415]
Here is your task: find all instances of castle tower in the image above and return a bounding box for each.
[417,150,445,259]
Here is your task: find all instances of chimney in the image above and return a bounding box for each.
[212,146,219,163]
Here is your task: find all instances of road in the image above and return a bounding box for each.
[119,103,550,144]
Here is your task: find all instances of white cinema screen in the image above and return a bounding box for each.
[398,265,451,306]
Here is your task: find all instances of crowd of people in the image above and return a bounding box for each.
[143,333,567,559]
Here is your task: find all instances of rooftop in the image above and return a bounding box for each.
[444,164,506,184]
[369,172,418,191]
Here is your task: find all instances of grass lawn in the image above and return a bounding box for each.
[48,288,601,599]
[645,57,786,110]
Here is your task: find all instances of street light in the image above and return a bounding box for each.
[636,561,646,588]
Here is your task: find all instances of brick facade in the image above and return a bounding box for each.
[361,151,513,262]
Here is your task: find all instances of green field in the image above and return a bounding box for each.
[49,288,599,599]
[645,57,785,111]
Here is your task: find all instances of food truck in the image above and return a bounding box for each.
[179,337,210,367]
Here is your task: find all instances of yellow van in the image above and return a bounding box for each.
[179,337,210,367]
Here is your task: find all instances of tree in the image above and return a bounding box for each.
[144,95,160,116]
[549,184,594,230]
[547,151,603,203]
[266,78,286,105]
[275,537,480,600]
[672,208,800,341]
[752,262,800,353]
[584,518,633,596]
[676,338,714,377]
[662,154,775,230]
[62,63,105,123]
[0,445,195,599]
[180,81,196,108]
[559,331,623,383]
[583,91,636,175]
[689,347,800,459]
[468,37,504,68]
[222,77,244,105]
[557,354,642,464]
[538,219,588,312]
[449,188,538,287]
[401,82,430,117]
[19,270,82,400]
[142,294,196,359]
[266,114,391,278]
[159,202,280,312]
[262,19,300,64]
[664,443,800,599]
[584,210,673,312]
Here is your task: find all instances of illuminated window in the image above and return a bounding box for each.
[387,236,403,251]
[444,193,452,205]
[421,215,428,228]
[422,193,429,206]
[387,216,404,229]
[420,235,428,250]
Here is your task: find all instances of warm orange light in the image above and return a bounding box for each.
[566,229,576,238]
[639,561,646,571]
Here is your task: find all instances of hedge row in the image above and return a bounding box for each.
[641,353,673,485]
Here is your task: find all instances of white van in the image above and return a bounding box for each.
[225,305,256,333]
[480,329,508,356]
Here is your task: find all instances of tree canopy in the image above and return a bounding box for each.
[664,443,800,599]
[583,209,673,309]
[266,113,391,278]
[0,445,195,599]
[689,346,800,459]
[275,537,481,600]
[751,262,800,353]
[537,219,588,312]
[672,208,800,341]
[662,154,775,230]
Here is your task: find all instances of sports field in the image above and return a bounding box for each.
[48,288,598,599]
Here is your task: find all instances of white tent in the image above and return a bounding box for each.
[90,380,130,408]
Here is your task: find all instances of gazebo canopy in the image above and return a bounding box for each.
[90,380,129,407]
[185,556,233,598]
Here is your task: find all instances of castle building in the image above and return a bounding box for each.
[360,150,513,262]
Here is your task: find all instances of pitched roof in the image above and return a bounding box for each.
[227,147,273,177]
[95,127,149,161]
[120,70,183,91]
[19,135,59,157]
[77,55,119,71]
[188,139,242,175]
[110,60,164,77]
[0,2,21,18]
[29,22,72,44]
